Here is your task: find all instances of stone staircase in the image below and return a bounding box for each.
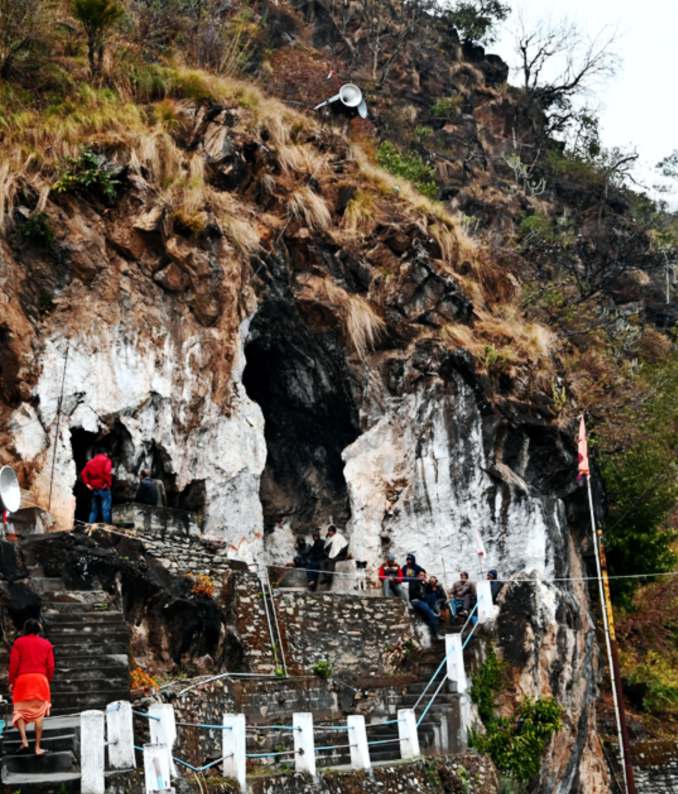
[0,565,131,788]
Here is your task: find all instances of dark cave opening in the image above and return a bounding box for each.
[70,423,133,522]
[242,298,360,533]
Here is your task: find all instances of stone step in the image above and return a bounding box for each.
[53,674,130,693]
[2,749,77,776]
[28,578,68,595]
[3,715,79,737]
[48,623,128,638]
[51,638,129,654]
[51,689,130,712]
[53,676,129,695]
[44,592,112,607]
[1,769,82,787]
[3,733,77,753]
[52,653,129,670]
[41,609,124,626]
[53,666,129,682]
[50,628,129,656]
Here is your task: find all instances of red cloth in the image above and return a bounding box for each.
[9,634,55,685]
[81,453,113,490]
[12,673,51,725]
[378,563,403,583]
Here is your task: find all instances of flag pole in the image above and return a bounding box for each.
[580,418,636,794]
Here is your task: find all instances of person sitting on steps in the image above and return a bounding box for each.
[401,553,424,597]
[424,575,448,615]
[409,570,444,641]
[378,554,409,604]
[9,619,55,756]
[449,570,476,619]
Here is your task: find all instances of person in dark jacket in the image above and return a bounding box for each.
[81,448,113,523]
[487,569,502,602]
[135,470,158,506]
[306,530,326,592]
[424,576,448,612]
[409,571,442,639]
[401,553,424,596]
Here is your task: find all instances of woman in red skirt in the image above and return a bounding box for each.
[9,618,55,755]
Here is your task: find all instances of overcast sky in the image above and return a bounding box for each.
[492,0,677,204]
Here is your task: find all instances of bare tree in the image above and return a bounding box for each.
[324,0,438,84]
[515,17,618,133]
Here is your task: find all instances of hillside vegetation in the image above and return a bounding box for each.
[1,0,676,740]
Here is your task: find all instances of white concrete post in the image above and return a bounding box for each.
[143,744,173,794]
[292,712,316,777]
[149,703,177,777]
[397,708,420,759]
[457,693,472,751]
[80,709,105,794]
[445,633,467,693]
[476,580,496,623]
[222,713,246,793]
[347,715,371,771]
[106,700,136,770]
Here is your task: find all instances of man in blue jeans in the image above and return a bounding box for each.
[81,449,113,523]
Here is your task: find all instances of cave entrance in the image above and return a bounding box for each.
[70,420,134,521]
[242,298,360,534]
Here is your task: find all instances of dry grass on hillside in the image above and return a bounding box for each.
[0,56,562,400]
[298,275,385,359]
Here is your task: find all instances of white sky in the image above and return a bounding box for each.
[493,0,677,204]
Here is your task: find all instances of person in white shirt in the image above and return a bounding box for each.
[322,525,349,585]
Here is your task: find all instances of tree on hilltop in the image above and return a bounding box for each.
[72,0,124,79]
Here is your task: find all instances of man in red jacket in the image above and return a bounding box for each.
[81,448,113,523]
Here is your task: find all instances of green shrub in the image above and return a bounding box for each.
[446,0,510,45]
[53,148,122,203]
[600,352,678,605]
[545,150,606,193]
[431,96,462,120]
[376,141,438,199]
[311,659,333,679]
[17,212,55,249]
[470,647,505,723]
[470,697,562,783]
[628,651,678,714]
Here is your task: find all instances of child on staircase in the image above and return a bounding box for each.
[8,619,55,756]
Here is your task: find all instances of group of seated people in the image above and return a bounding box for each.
[378,553,501,640]
[293,525,350,591]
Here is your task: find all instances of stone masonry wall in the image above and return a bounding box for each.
[276,592,414,676]
[158,675,407,766]
[632,741,678,794]
[112,502,233,576]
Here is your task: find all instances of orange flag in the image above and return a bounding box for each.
[577,415,590,481]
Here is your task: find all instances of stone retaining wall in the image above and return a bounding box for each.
[112,502,232,576]
[276,591,414,676]
[632,741,678,794]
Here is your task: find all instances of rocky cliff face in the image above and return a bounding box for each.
[0,53,612,792]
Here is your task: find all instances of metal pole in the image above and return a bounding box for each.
[265,566,288,676]
[48,342,70,511]
[257,565,280,672]
[597,525,637,794]
[586,476,635,794]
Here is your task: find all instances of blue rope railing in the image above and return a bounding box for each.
[415,613,481,727]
